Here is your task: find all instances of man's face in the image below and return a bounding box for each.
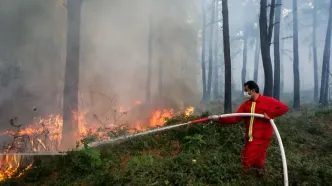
[244,85,255,98]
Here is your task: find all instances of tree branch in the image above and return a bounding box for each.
[273,21,280,26]
[281,36,293,40]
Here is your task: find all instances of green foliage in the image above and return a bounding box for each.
[4,108,332,186]
[80,135,97,149]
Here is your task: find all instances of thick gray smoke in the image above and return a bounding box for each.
[0,0,329,131]
[0,0,201,134]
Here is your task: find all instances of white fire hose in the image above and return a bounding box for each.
[87,113,288,186]
[208,113,288,186]
[0,113,288,186]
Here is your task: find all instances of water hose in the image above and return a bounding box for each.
[0,113,288,185]
[208,113,288,186]
[86,117,210,148]
[87,113,288,186]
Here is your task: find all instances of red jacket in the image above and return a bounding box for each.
[219,95,289,141]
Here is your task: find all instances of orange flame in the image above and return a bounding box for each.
[0,155,20,181]
[1,115,63,181]
[184,106,194,116]
[149,109,174,128]
[0,105,195,181]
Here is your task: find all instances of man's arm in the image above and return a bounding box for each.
[266,97,289,118]
[218,103,246,125]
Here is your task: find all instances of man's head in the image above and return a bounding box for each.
[243,81,260,100]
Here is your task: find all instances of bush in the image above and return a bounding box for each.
[3,107,332,186]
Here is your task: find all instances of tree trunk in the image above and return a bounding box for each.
[241,27,248,90]
[273,0,282,100]
[201,4,207,102]
[219,34,224,96]
[253,31,260,82]
[207,0,216,102]
[259,0,275,96]
[62,0,82,150]
[146,15,153,105]
[213,2,219,100]
[293,0,300,110]
[313,0,319,102]
[280,26,285,97]
[319,0,332,106]
[222,0,232,113]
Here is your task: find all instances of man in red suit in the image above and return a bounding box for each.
[217,81,288,177]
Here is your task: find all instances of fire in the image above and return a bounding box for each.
[134,106,195,131]
[0,154,33,181]
[0,114,63,181]
[0,155,20,181]
[184,106,194,116]
[72,111,88,137]
[0,105,195,181]
[149,109,174,128]
[16,163,33,178]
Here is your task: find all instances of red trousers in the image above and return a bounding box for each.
[241,138,271,172]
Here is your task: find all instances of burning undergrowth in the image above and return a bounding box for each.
[0,105,195,181]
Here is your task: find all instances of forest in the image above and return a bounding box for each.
[0,0,332,185]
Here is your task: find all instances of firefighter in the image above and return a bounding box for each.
[217,81,288,177]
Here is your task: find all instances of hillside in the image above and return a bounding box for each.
[2,108,332,186]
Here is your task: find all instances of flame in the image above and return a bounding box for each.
[149,109,174,128]
[16,163,33,178]
[0,114,63,181]
[0,155,20,181]
[0,105,195,181]
[184,106,194,116]
[72,111,88,137]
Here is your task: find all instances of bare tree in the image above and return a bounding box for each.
[253,28,260,82]
[222,0,232,113]
[273,0,282,100]
[241,26,248,91]
[212,1,220,100]
[207,0,216,102]
[319,0,332,106]
[312,0,319,102]
[62,0,82,149]
[293,0,301,109]
[201,2,207,103]
[259,0,275,96]
[280,25,285,96]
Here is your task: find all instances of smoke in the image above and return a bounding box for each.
[0,0,330,129]
[0,0,201,135]
[79,0,200,114]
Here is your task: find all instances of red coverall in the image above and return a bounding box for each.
[218,95,288,171]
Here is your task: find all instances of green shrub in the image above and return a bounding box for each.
[4,107,332,186]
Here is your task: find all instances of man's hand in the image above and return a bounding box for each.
[263,113,271,120]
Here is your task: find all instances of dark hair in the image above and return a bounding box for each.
[244,80,260,93]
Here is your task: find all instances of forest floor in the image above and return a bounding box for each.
[2,106,332,186]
